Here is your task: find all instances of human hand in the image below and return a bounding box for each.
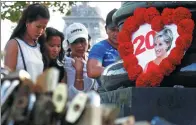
[72,57,84,72]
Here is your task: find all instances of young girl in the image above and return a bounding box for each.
[39,27,66,82]
[4,3,50,82]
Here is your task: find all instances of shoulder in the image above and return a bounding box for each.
[90,40,108,51]
[147,60,155,66]
[93,40,108,47]
[6,39,18,46]
[5,39,18,51]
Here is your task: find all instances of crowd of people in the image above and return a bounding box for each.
[3,3,120,99]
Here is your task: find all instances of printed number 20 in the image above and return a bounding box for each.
[133,31,156,56]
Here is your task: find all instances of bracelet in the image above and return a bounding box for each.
[76,79,84,82]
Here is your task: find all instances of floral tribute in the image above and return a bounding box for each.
[118,7,195,87]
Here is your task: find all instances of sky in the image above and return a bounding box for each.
[1,2,121,51]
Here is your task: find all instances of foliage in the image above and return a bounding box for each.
[1,1,76,22]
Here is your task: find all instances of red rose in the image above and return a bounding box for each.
[134,7,147,25]
[136,72,159,87]
[118,30,131,44]
[123,16,135,28]
[118,42,133,58]
[136,73,149,87]
[172,7,192,24]
[150,69,164,87]
[167,47,184,65]
[128,64,143,81]
[125,24,139,35]
[136,75,163,87]
[119,7,194,87]
[161,8,174,25]
[123,54,138,70]
[151,16,164,31]
[144,7,160,24]
[159,59,176,76]
[140,67,163,87]
[122,16,139,34]
[176,35,193,51]
[177,19,195,35]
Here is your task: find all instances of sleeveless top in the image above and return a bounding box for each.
[15,38,44,83]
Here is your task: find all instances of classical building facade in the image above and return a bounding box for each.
[63,3,107,48]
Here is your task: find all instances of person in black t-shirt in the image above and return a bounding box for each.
[39,27,66,82]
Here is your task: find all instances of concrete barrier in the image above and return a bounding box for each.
[100,87,196,125]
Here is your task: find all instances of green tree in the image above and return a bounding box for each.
[1,1,76,22]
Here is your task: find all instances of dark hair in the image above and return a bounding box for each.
[106,8,117,27]
[87,34,91,52]
[10,3,50,40]
[39,27,65,69]
[66,34,91,57]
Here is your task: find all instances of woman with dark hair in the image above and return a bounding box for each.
[4,3,50,82]
[64,23,98,99]
[40,27,66,82]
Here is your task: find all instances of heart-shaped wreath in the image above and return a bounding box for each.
[118,7,195,87]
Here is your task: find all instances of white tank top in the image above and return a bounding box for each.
[15,38,44,83]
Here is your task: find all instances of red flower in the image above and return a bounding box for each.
[122,16,139,34]
[167,47,184,65]
[136,73,149,87]
[118,7,194,87]
[123,54,138,70]
[136,67,163,87]
[151,16,164,31]
[150,69,164,86]
[177,19,195,35]
[128,65,143,81]
[159,59,176,76]
[172,7,192,24]
[176,35,193,51]
[118,42,133,58]
[123,16,135,27]
[134,7,147,25]
[144,7,160,24]
[118,30,131,44]
[161,8,174,25]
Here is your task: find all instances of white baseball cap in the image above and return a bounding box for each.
[66,23,88,44]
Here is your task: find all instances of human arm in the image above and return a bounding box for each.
[87,59,104,78]
[4,39,18,72]
[87,43,105,78]
[72,57,84,90]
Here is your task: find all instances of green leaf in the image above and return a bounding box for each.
[1,1,76,22]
